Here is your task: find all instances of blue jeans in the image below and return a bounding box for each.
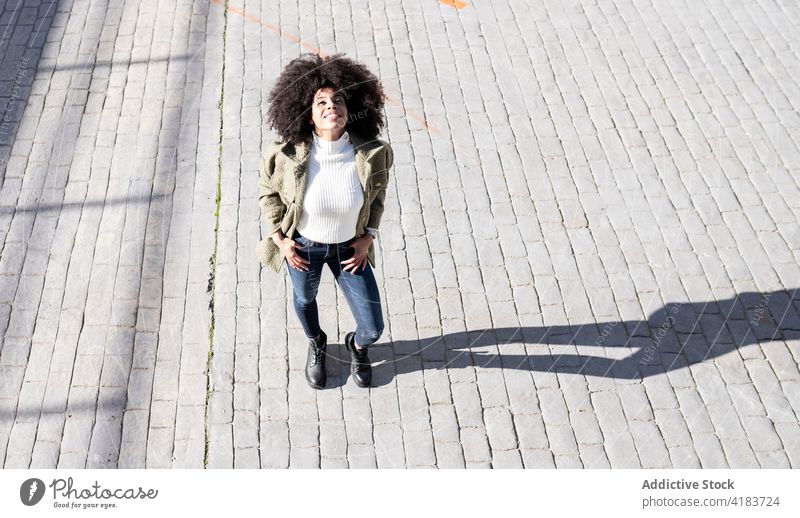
[287,231,384,348]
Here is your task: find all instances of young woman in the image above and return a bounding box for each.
[257,53,394,389]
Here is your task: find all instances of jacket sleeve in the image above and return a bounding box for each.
[258,142,286,235]
[366,142,393,230]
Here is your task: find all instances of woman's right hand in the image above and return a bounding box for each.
[273,231,310,271]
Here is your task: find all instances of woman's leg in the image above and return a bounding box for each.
[328,243,384,348]
[287,236,327,339]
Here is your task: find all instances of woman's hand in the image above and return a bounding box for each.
[341,234,373,272]
[273,231,310,271]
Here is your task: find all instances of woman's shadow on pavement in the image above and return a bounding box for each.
[359,288,800,386]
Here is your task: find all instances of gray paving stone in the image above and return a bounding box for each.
[401,429,436,467]
[373,423,405,468]
[289,447,320,468]
[343,396,375,444]
[675,388,716,435]
[603,431,641,468]
[319,422,347,460]
[260,421,289,468]
[520,448,555,468]
[288,414,320,450]
[546,423,580,457]
[629,420,671,468]
[553,454,583,469]
[429,403,460,444]
[774,422,800,468]
[577,443,611,469]
[234,447,260,469]
[233,411,259,450]
[592,391,631,433]
[570,410,604,446]
[693,433,729,468]
[641,370,680,412]
[538,387,571,426]
[491,448,523,468]
[483,406,518,451]
[143,427,175,469]
[617,383,656,421]
[653,407,693,448]
[451,382,485,429]
[741,416,784,452]
[719,437,760,469]
[745,359,797,423]
[347,443,377,469]
[432,440,465,468]
[755,451,791,469]
[460,426,492,464]
[29,439,60,469]
[668,445,702,469]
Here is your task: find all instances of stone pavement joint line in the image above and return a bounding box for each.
[203,0,230,469]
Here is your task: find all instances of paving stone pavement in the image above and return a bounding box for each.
[0,0,799,468]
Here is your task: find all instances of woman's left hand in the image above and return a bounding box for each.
[341,234,373,272]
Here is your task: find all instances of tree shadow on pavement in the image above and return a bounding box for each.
[0,0,59,172]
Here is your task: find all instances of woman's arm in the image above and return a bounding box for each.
[257,142,286,238]
[342,143,393,273]
[365,143,393,230]
[258,143,310,270]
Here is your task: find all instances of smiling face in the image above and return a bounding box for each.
[310,87,348,137]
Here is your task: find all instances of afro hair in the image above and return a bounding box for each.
[266,53,386,144]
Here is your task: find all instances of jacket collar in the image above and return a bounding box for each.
[289,130,378,188]
[288,130,378,164]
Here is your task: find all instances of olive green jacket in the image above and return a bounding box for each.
[256,131,394,272]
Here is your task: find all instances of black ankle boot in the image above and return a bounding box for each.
[344,332,371,387]
[305,330,327,389]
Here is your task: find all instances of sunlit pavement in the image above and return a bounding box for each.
[1,0,799,468]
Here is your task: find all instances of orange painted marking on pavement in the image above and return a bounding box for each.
[384,96,445,137]
[213,0,445,137]
[210,0,328,56]
[439,0,468,9]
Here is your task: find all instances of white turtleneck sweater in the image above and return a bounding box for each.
[296,131,365,244]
